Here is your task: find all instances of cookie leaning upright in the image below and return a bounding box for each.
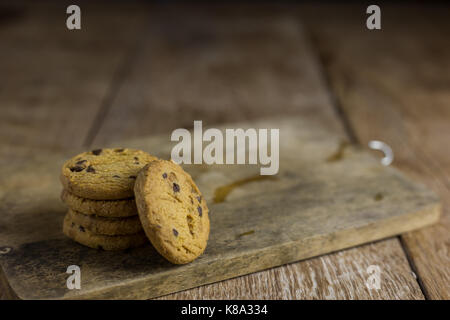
[134,160,210,264]
[61,148,157,200]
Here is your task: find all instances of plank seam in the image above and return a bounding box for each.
[302,26,430,300]
[305,32,360,145]
[398,236,431,300]
[83,22,147,148]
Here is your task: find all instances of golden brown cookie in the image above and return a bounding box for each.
[60,148,157,200]
[67,209,143,235]
[134,159,210,264]
[61,189,138,218]
[63,213,148,250]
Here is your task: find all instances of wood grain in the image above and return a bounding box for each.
[300,3,450,299]
[159,240,424,300]
[88,7,425,299]
[91,9,341,144]
[0,116,439,299]
[0,2,147,299]
[0,3,439,300]
[0,2,147,155]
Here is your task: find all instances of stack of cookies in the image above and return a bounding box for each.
[60,148,157,250]
[60,148,211,264]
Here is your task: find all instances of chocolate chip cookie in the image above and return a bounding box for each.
[134,160,210,264]
[67,209,143,235]
[61,189,138,217]
[63,213,148,250]
[60,148,157,200]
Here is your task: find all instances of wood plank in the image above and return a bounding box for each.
[0,116,439,299]
[90,9,341,144]
[300,3,450,299]
[88,8,425,299]
[0,2,148,299]
[0,4,430,296]
[158,240,425,300]
[0,2,147,155]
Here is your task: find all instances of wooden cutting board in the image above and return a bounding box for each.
[0,116,441,299]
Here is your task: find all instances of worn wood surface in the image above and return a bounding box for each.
[0,2,447,299]
[158,240,424,300]
[300,3,450,299]
[90,7,427,300]
[0,116,440,299]
[0,2,147,156]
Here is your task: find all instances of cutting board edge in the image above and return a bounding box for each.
[6,200,438,300]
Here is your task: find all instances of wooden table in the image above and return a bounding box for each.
[0,2,448,299]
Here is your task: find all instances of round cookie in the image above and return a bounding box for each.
[61,189,138,218]
[60,148,157,200]
[134,159,210,264]
[63,213,148,250]
[67,209,143,236]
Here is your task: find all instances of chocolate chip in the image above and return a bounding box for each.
[75,160,87,165]
[79,226,85,232]
[173,183,180,193]
[173,228,179,237]
[134,157,139,161]
[162,173,167,179]
[113,175,120,178]
[92,149,102,155]
[115,148,124,152]
[71,223,75,227]
[134,162,139,165]
[129,175,137,179]
[197,196,202,203]
[86,165,95,173]
[197,206,203,217]
[70,165,85,172]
